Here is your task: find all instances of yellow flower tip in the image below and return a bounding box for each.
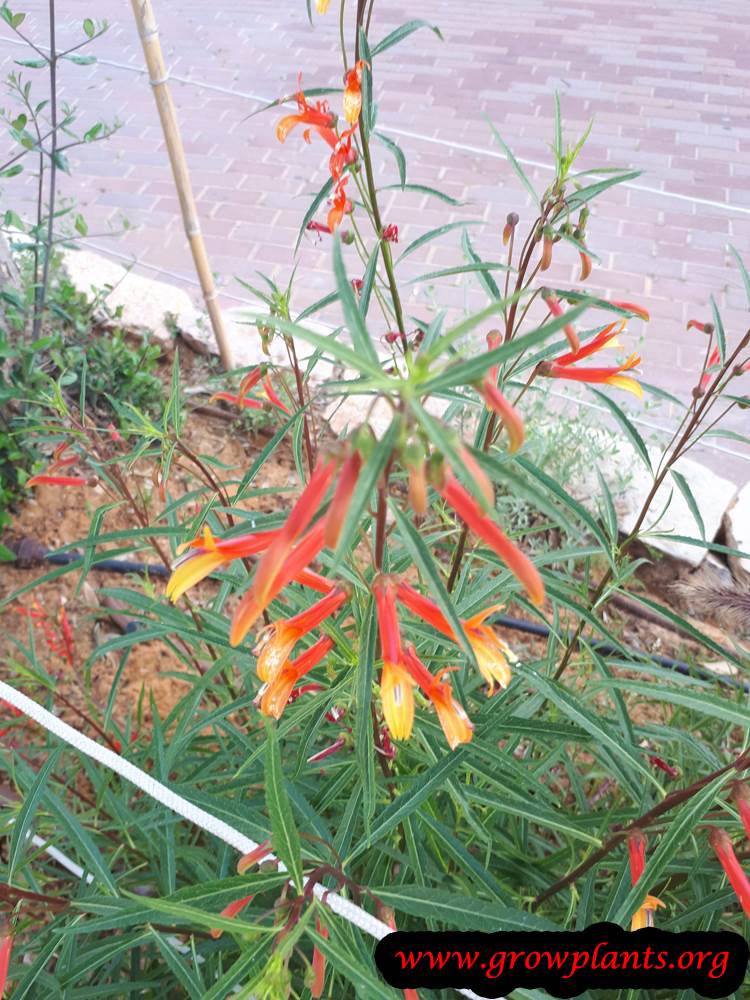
[630,895,665,931]
[381,660,415,741]
[431,686,474,750]
[254,625,298,683]
[606,374,643,399]
[469,626,516,694]
[315,0,331,11]
[165,550,224,603]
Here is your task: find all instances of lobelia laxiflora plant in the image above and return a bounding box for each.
[4,1,750,997]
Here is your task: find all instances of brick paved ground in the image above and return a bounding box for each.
[1,0,748,478]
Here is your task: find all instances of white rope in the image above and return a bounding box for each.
[0,680,492,1000]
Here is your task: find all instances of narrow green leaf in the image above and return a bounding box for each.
[562,170,641,212]
[8,748,62,882]
[378,181,464,205]
[358,241,380,320]
[374,885,556,931]
[462,228,502,300]
[356,599,377,830]
[370,19,443,57]
[264,720,303,891]
[488,120,539,206]
[709,294,727,365]
[671,469,705,541]
[295,176,334,252]
[729,244,750,306]
[587,386,652,472]
[374,130,406,188]
[396,220,483,264]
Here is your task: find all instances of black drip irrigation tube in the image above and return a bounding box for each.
[10,542,745,692]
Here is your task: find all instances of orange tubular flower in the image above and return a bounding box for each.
[259,635,333,719]
[402,646,474,750]
[374,576,414,740]
[396,583,516,694]
[247,457,337,618]
[579,251,592,281]
[733,783,750,841]
[486,329,503,382]
[329,126,357,183]
[687,319,712,334]
[254,587,346,682]
[407,460,428,517]
[542,352,643,399]
[438,475,545,608]
[231,520,328,645]
[210,894,254,939]
[323,448,362,548]
[554,321,624,367]
[611,301,650,322]
[26,473,87,488]
[627,831,664,930]
[540,231,554,271]
[709,828,750,919]
[327,176,351,232]
[209,391,264,411]
[0,923,12,997]
[28,442,87,488]
[343,60,367,125]
[479,380,525,453]
[311,916,329,997]
[166,526,279,603]
[237,839,273,875]
[276,81,335,145]
[261,375,290,413]
[700,347,721,391]
[542,289,579,353]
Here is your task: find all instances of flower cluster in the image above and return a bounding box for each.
[276,64,366,232]
[536,297,649,398]
[168,422,543,746]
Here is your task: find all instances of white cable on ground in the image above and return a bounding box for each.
[0,680,493,1000]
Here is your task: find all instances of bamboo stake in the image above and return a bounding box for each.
[129,0,233,369]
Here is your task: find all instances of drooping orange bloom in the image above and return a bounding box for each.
[0,923,12,997]
[486,329,503,382]
[396,583,517,694]
[209,391,264,411]
[554,321,624,366]
[542,289,579,353]
[627,830,665,930]
[374,575,414,739]
[262,375,290,413]
[327,176,351,232]
[231,520,328,645]
[541,352,643,399]
[210,894,254,940]
[579,251,592,281]
[254,587,346,682]
[687,319,712,334]
[733,783,750,841]
[276,80,336,145]
[311,915,329,997]
[700,347,721,391]
[237,839,273,875]
[611,300,650,322]
[458,447,494,506]
[258,635,334,719]
[709,828,750,919]
[246,456,337,620]
[402,645,473,749]
[323,448,362,547]
[479,380,525,453]
[166,525,279,603]
[329,126,357,183]
[343,60,368,125]
[27,441,87,488]
[437,474,545,607]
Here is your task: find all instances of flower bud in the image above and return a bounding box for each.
[502,212,519,246]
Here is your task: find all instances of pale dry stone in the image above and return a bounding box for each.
[568,433,737,567]
[61,249,196,346]
[724,480,750,583]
